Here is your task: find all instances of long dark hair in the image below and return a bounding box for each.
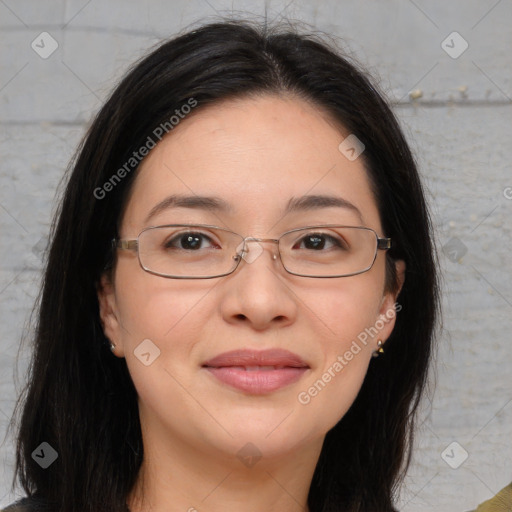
[10,19,439,512]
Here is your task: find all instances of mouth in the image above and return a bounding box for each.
[211,365,297,371]
[202,349,310,394]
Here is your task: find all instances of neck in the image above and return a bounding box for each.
[127,421,322,512]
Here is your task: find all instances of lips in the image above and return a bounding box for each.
[202,349,309,369]
[202,349,309,394]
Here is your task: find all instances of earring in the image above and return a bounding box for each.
[372,340,384,358]
[110,342,116,352]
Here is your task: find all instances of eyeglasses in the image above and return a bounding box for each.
[113,224,391,279]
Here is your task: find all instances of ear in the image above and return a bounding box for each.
[376,259,406,343]
[97,273,125,357]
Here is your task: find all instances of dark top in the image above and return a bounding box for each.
[1,497,131,512]
[2,498,44,512]
[2,498,43,511]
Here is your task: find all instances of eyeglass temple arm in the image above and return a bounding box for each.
[377,238,392,250]
[112,239,138,251]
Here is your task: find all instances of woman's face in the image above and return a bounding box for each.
[99,94,403,463]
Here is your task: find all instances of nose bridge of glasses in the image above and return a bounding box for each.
[235,237,280,264]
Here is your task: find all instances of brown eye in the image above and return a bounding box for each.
[293,233,345,251]
[165,232,216,250]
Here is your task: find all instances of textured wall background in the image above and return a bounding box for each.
[1,1,511,510]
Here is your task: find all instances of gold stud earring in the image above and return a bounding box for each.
[372,340,384,358]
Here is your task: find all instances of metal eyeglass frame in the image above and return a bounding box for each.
[112,224,392,279]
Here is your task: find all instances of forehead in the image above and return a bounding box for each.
[120,94,381,234]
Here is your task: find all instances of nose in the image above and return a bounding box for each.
[220,239,298,331]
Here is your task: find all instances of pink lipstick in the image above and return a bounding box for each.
[202,349,309,394]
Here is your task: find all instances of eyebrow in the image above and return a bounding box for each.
[285,194,363,222]
[145,194,232,223]
[144,193,363,224]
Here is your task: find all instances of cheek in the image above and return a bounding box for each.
[295,330,373,438]
[112,267,216,431]
[113,263,218,394]
[302,271,383,348]
[114,261,213,341]
[294,276,383,430]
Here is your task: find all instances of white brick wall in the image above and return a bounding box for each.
[1,1,511,510]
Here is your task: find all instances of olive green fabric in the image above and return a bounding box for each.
[468,483,512,512]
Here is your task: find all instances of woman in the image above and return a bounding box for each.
[5,19,439,512]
